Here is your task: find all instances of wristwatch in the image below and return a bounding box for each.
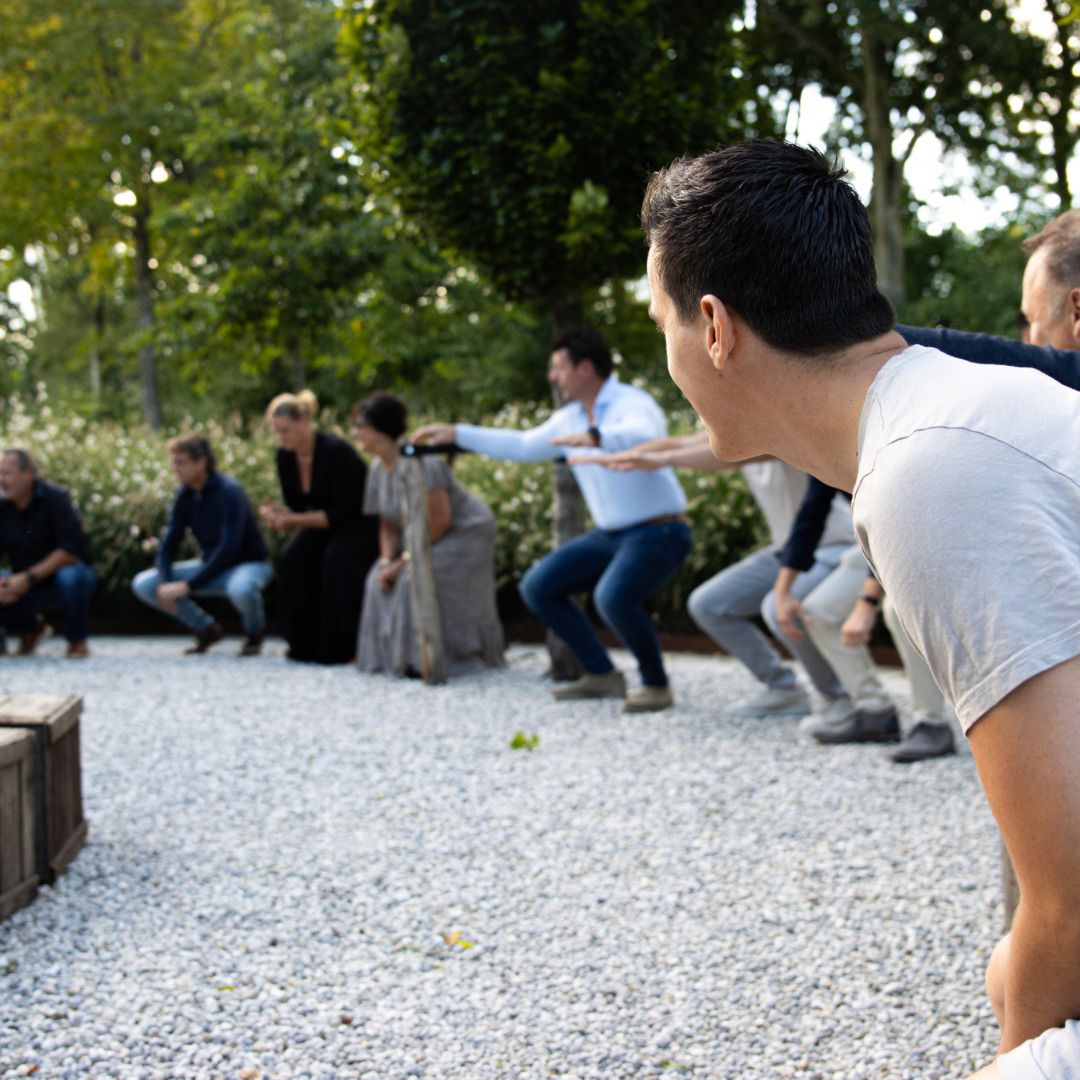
[25,569,37,587]
[587,425,601,447]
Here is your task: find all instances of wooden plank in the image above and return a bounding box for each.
[0,762,20,895]
[0,693,81,740]
[0,695,87,883]
[0,729,38,921]
[399,455,447,685]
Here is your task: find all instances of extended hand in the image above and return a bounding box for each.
[260,503,291,532]
[566,450,665,471]
[377,560,404,593]
[411,423,457,446]
[0,574,28,605]
[156,580,190,614]
[841,601,877,648]
[775,591,808,642]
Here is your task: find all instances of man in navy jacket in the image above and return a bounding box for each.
[133,435,272,655]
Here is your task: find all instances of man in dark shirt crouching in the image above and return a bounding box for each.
[0,448,97,657]
[133,435,272,656]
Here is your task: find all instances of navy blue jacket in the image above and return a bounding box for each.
[0,480,93,570]
[157,473,268,589]
[897,325,1080,391]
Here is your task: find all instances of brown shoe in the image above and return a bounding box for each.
[238,633,263,657]
[66,640,90,659]
[17,620,52,656]
[551,670,626,701]
[184,621,224,654]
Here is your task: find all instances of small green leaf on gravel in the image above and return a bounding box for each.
[509,731,539,751]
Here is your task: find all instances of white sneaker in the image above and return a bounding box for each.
[729,684,811,718]
[798,695,856,733]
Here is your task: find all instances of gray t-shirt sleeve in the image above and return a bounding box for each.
[853,427,1080,732]
[998,1020,1080,1079]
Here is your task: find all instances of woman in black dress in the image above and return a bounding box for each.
[260,390,378,663]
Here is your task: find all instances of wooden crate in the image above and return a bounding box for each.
[0,727,39,920]
[0,694,86,884]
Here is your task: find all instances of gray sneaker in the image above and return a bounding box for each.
[890,721,956,763]
[810,706,900,744]
[798,695,855,733]
[623,684,674,713]
[729,684,811,718]
[551,670,627,701]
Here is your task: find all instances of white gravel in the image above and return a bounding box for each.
[0,637,1002,1079]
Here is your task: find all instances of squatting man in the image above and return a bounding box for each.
[640,138,1080,1078]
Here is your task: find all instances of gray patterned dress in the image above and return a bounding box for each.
[356,455,505,676]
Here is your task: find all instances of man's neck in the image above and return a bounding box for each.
[754,331,907,491]
[574,377,606,419]
[187,474,209,494]
[12,486,33,511]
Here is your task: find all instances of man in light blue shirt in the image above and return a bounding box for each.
[414,328,691,711]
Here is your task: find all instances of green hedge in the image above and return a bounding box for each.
[1,394,767,631]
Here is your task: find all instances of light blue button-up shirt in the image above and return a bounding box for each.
[456,377,687,531]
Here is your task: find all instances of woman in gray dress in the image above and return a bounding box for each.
[352,393,505,676]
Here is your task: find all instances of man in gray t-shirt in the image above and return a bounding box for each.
[640,140,1080,1074]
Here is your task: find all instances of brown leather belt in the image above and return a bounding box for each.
[639,513,692,527]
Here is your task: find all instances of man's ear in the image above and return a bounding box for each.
[700,295,735,374]
[1068,288,1080,345]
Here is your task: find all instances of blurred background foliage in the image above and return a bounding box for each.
[0,0,1069,630]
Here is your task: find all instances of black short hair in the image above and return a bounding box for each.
[167,434,217,474]
[355,392,408,440]
[641,139,895,358]
[551,328,614,379]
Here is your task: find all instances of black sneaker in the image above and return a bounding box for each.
[184,621,224,654]
[890,721,956,764]
[811,706,900,744]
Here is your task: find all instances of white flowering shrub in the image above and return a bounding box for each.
[1,393,766,629]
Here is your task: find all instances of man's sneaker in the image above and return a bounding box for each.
[729,684,811,718]
[890,721,956,763]
[810,705,900,744]
[798,694,855,733]
[623,684,674,713]
[184,621,224,655]
[551,670,626,701]
[238,633,263,657]
[66,640,90,659]
[17,620,52,656]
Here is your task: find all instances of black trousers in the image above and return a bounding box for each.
[277,528,377,664]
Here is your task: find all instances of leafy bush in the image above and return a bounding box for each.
[0,392,766,631]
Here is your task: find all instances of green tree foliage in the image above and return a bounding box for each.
[161,0,386,398]
[343,0,750,325]
[750,0,1044,306]
[900,221,1031,337]
[0,0,234,428]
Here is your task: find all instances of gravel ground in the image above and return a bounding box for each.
[0,636,1002,1080]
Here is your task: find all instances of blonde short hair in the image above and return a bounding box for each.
[265,389,318,423]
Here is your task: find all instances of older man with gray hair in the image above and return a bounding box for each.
[0,448,97,657]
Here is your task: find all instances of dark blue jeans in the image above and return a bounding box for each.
[0,562,98,643]
[520,520,692,688]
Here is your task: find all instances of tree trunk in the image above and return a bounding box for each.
[89,295,104,399]
[132,206,163,431]
[861,36,906,310]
